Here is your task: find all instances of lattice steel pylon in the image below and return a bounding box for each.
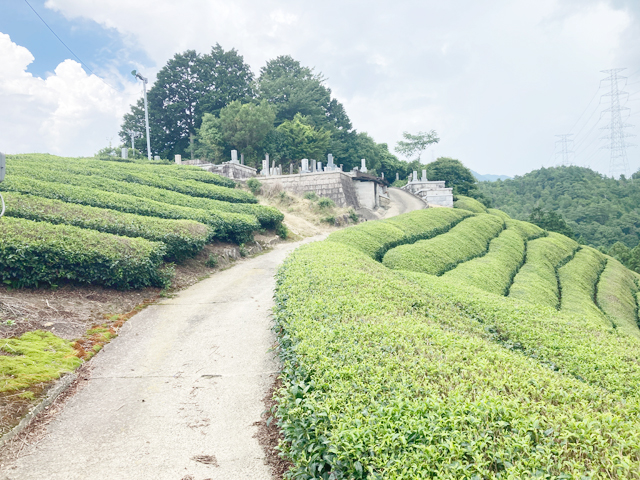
[600,69,634,178]
[555,134,573,166]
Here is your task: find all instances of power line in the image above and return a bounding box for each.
[23,0,119,92]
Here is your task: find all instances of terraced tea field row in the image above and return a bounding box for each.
[275,205,640,478]
[0,154,283,289]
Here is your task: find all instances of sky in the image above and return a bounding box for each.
[1,0,640,177]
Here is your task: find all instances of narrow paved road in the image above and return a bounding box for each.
[3,237,322,480]
[381,187,426,218]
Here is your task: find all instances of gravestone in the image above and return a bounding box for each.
[154,156,160,161]
[121,148,128,159]
[412,171,418,182]
[327,153,336,171]
[240,153,244,165]
[396,172,399,181]
[318,162,323,172]
[175,154,182,164]
[231,150,239,164]
[360,159,368,173]
[261,159,269,176]
[312,159,317,173]
[301,158,310,173]
[381,172,384,179]
[290,164,294,174]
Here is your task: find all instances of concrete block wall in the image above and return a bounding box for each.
[259,171,360,208]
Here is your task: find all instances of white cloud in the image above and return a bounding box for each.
[8,0,639,175]
[0,32,135,156]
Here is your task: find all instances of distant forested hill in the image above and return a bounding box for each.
[471,170,511,182]
[479,165,640,249]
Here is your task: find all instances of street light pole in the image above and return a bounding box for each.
[132,70,152,160]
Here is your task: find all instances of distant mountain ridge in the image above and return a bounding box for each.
[471,170,511,182]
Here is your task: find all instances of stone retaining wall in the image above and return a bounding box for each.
[259,171,360,208]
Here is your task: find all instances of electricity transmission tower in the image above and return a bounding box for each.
[555,134,573,166]
[600,69,634,177]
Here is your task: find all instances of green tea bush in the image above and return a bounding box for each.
[9,161,255,205]
[327,208,471,261]
[453,195,487,213]
[0,176,259,243]
[442,227,525,295]
[558,246,608,324]
[274,240,640,479]
[487,207,511,220]
[509,232,578,308]
[383,214,504,275]
[503,218,545,240]
[8,153,236,188]
[0,217,168,289]
[3,192,210,261]
[597,257,640,338]
[8,166,281,229]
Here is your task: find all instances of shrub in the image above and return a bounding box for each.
[246,177,262,195]
[274,240,640,478]
[328,208,472,261]
[303,191,318,201]
[508,232,578,308]
[205,254,219,268]
[453,195,487,213]
[0,176,259,244]
[0,217,168,289]
[597,256,640,338]
[348,209,359,223]
[504,218,545,240]
[442,227,525,295]
[317,197,335,209]
[558,246,608,323]
[487,207,511,220]
[276,222,289,240]
[383,214,504,275]
[3,192,210,261]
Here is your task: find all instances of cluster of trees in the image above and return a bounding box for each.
[479,165,640,267]
[120,46,407,174]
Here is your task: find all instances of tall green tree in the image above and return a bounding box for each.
[426,157,479,196]
[120,45,254,158]
[276,113,331,162]
[395,131,440,161]
[218,100,276,162]
[529,207,575,238]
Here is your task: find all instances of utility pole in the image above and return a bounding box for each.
[555,134,573,166]
[600,69,634,178]
[132,70,152,161]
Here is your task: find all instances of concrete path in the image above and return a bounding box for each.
[381,187,426,218]
[3,237,321,480]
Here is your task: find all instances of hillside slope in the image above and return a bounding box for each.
[274,206,640,478]
[478,165,640,249]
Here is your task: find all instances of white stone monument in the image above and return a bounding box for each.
[231,150,239,163]
[412,171,418,182]
[318,162,323,172]
[175,154,182,164]
[422,170,427,181]
[154,156,160,161]
[121,148,128,159]
[301,158,310,173]
[360,159,368,173]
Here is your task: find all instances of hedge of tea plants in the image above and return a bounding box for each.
[274,239,640,479]
[597,257,640,338]
[0,217,168,289]
[453,195,487,213]
[8,160,256,205]
[508,233,579,308]
[557,246,608,324]
[3,192,210,261]
[382,214,505,275]
[9,153,236,188]
[327,208,472,261]
[0,176,259,243]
